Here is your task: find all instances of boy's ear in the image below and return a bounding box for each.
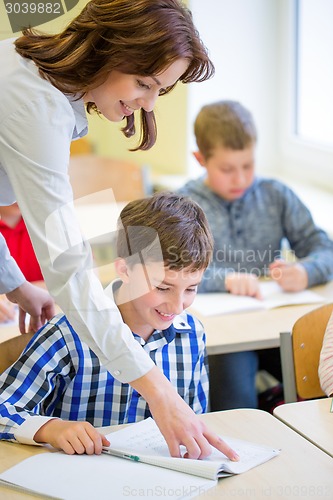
[193,150,206,167]
[114,258,130,283]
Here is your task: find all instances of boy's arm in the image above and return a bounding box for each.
[0,323,72,445]
[280,186,333,287]
[34,419,110,454]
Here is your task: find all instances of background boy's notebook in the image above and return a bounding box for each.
[0,418,279,499]
[191,281,325,316]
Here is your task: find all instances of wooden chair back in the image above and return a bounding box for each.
[68,155,150,203]
[0,332,35,374]
[292,303,333,399]
[70,137,93,156]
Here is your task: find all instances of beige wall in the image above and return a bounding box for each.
[87,86,188,175]
[0,0,188,175]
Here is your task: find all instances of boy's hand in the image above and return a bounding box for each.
[225,272,262,299]
[34,419,110,455]
[0,295,16,323]
[269,260,308,291]
[132,367,240,462]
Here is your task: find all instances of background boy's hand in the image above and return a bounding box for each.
[34,419,110,455]
[225,272,262,298]
[269,260,308,291]
[0,294,16,323]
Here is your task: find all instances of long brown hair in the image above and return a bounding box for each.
[15,0,214,151]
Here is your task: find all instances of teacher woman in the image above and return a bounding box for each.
[0,0,237,461]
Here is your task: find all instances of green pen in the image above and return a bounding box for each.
[102,448,140,462]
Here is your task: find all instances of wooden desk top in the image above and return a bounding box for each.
[0,323,20,344]
[274,398,333,458]
[193,281,333,355]
[1,409,332,499]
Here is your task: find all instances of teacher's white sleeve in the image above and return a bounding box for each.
[0,95,154,384]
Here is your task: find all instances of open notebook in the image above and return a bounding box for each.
[191,281,325,316]
[0,418,280,499]
[102,417,280,480]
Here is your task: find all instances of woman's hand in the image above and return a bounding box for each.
[131,366,240,461]
[6,281,56,333]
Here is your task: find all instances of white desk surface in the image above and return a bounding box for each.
[192,281,333,355]
[0,409,332,499]
[274,398,333,458]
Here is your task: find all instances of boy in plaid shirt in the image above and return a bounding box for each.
[0,193,215,456]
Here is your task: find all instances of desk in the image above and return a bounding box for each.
[0,323,20,343]
[0,409,332,499]
[274,398,333,458]
[191,281,333,356]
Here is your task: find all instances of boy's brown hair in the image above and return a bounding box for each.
[194,100,257,159]
[117,192,213,271]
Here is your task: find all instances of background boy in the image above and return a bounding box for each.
[0,193,238,460]
[178,100,333,410]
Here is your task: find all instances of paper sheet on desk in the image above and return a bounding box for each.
[191,281,326,316]
[0,452,216,500]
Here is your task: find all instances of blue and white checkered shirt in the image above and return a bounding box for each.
[0,311,208,446]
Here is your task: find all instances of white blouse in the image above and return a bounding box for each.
[0,38,154,383]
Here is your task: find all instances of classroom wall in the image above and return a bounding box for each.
[0,0,285,179]
[187,0,279,178]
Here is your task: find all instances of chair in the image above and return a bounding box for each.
[68,155,151,285]
[70,137,93,156]
[68,155,151,203]
[280,303,333,403]
[0,332,35,374]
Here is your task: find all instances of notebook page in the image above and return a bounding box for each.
[0,452,216,500]
[191,281,324,316]
[260,281,325,309]
[105,417,280,479]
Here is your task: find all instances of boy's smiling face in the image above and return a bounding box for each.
[194,145,255,201]
[116,261,204,339]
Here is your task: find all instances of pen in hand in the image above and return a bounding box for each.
[102,448,140,462]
